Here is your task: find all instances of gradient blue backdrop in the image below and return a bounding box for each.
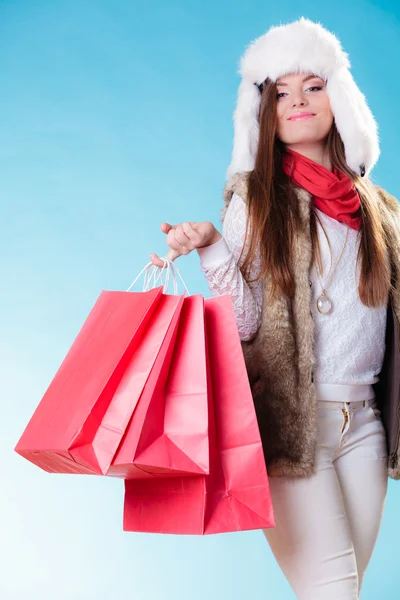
[2,1,399,598]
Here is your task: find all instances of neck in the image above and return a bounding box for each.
[285,143,332,172]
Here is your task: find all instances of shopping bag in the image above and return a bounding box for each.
[14,285,185,475]
[109,293,209,478]
[123,294,275,534]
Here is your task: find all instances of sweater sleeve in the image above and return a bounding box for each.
[196,192,263,341]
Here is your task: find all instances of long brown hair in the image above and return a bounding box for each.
[239,77,391,307]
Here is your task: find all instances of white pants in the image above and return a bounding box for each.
[263,396,388,600]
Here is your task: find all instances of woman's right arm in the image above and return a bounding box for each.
[196,193,263,341]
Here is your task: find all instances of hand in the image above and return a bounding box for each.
[150,221,222,268]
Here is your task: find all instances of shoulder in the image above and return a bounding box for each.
[372,185,400,243]
[374,185,400,214]
[223,171,250,203]
[221,172,250,223]
[223,192,247,227]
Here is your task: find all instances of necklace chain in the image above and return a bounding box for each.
[315,226,349,315]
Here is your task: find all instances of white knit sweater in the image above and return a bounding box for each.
[197,192,387,401]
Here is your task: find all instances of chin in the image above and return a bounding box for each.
[278,130,330,146]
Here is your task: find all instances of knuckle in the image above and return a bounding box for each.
[176,232,188,245]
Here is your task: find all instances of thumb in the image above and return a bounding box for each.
[160,222,174,233]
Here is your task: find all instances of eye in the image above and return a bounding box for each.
[276,85,323,100]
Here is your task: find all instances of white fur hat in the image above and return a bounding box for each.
[226,17,380,180]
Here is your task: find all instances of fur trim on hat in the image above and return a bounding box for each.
[227,17,379,180]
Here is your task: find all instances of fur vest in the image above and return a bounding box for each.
[221,172,400,480]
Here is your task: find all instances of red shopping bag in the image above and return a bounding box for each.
[109,294,209,478]
[15,287,185,475]
[123,295,275,534]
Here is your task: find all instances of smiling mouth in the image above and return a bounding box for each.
[288,114,316,121]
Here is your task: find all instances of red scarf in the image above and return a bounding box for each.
[282,149,362,230]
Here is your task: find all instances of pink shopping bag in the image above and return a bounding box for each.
[15,286,185,475]
[123,295,275,534]
[109,294,209,478]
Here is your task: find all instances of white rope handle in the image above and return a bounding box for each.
[126,257,190,296]
[143,258,178,295]
[143,261,170,292]
[171,260,190,296]
[126,262,154,292]
[145,258,189,295]
[126,258,175,293]
[160,258,190,296]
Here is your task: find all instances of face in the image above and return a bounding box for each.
[275,72,334,149]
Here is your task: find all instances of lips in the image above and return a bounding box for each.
[288,112,316,121]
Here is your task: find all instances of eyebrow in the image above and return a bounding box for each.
[276,75,324,86]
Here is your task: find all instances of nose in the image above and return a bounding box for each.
[292,98,308,108]
[292,90,308,108]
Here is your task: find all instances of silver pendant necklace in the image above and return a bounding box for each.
[316,289,333,315]
[315,226,349,316]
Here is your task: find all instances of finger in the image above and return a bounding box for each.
[174,223,192,247]
[160,223,174,233]
[150,248,180,267]
[165,248,180,261]
[180,221,202,244]
[167,231,190,255]
[174,223,202,249]
[150,253,168,268]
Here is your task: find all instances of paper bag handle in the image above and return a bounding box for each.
[126,257,190,296]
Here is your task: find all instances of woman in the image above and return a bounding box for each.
[150,18,400,600]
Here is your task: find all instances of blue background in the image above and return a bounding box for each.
[2,1,399,598]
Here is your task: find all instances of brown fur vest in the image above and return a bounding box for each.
[221,172,400,480]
